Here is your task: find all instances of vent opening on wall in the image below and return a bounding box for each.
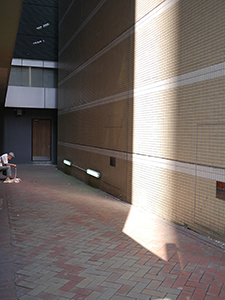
[110,157,116,167]
[14,109,23,116]
[216,181,225,201]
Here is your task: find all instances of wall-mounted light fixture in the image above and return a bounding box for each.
[86,168,101,179]
[63,159,101,179]
[63,159,72,166]
[14,109,23,117]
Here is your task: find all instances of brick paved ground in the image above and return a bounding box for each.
[0,165,225,300]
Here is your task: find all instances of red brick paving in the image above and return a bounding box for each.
[0,165,225,300]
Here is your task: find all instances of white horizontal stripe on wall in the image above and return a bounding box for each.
[134,62,225,97]
[58,141,129,160]
[58,0,180,86]
[59,0,107,55]
[58,91,131,115]
[59,61,225,115]
[58,141,225,182]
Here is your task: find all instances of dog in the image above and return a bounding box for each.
[4,178,21,183]
[3,167,21,183]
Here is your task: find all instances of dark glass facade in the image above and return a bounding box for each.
[13,0,58,61]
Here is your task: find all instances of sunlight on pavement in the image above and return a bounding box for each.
[122,205,184,269]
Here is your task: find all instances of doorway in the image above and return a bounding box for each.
[32,119,51,161]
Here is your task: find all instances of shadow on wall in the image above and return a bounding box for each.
[57,0,135,204]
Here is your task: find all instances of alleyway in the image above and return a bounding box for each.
[0,165,225,300]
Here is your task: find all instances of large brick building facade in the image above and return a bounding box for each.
[58,0,225,242]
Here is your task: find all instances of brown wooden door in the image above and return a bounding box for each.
[32,119,51,161]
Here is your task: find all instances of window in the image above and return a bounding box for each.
[9,66,57,88]
[9,66,29,86]
[31,68,43,87]
[44,69,57,88]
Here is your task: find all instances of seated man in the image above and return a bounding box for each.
[0,152,16,183]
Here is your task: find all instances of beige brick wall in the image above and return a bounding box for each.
[58,0,134,203]
[58,0,225,242]
[58,98,133,154]
[135,0,165,21]
[132,0,225,241]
